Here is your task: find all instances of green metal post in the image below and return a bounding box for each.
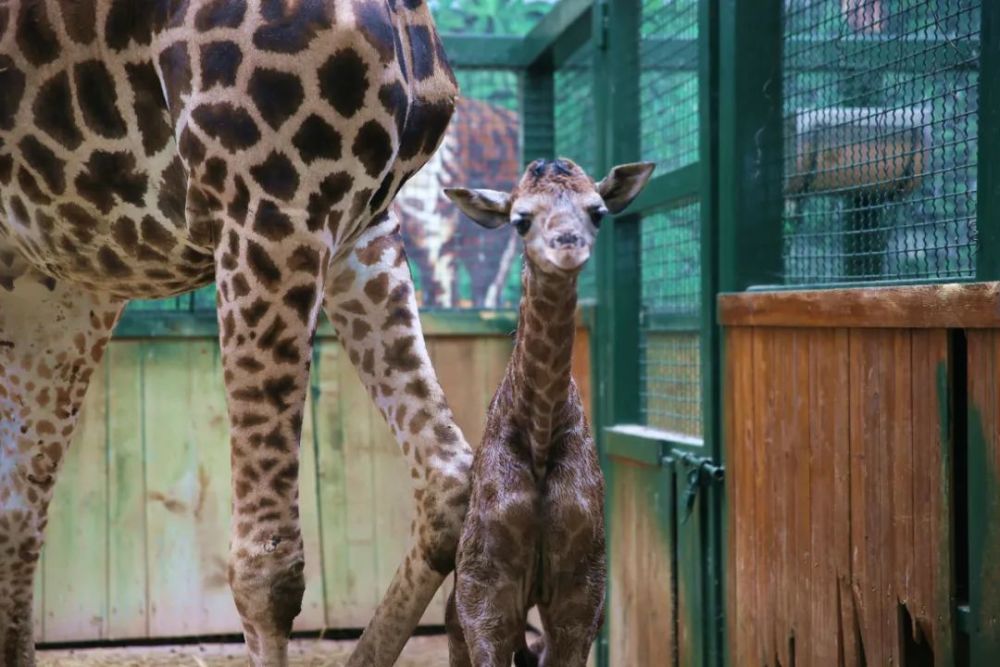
[717,0,785,292]
[596,0,642,427]
[977,2,1000,281]
[593,1,641,665]
[698,0,723,663]
[716,1,782,664]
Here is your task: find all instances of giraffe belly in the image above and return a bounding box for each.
[0,56,215,302]
[0,145,216,301]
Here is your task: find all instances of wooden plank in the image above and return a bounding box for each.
[808,329,841,665]
[890,331,914,661]
[848,329,874,666]
[313,343,358,627]
[877,330,899,667]
[751,327,775,664]
[607,461,674,667]
[336,346,379,626]
[143,341,205,637]
[185,341,240,634]
[791,329,810,666]
[430,337,482,449]
[831,329,858,667]
[42,355,108,642]
[297,347,327,629]
[910,330,938,645]
[106,342,149,639]
[725,327,755,666]
[718,282,1000,329]
[572,325,592,424]
[925,329,954,665]
[772,328,791,667]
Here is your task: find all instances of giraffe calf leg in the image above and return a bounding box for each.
[324,215,473,666]
[0,266,122,667]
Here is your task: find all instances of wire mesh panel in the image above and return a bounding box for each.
[639,0,700,171]
[782,0,980,285]
[555,42,599,300]
[640,201,702,436]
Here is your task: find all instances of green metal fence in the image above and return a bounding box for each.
[782,0,981,285]
[111,0,1000,663]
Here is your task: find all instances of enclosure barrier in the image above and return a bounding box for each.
[34,0,1000,664]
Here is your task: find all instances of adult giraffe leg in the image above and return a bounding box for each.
[323,214,473,667]
[0,264,123,667]
[214,224,331,667]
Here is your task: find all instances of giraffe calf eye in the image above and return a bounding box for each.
[512,215,532,235]
[589,206,608,228]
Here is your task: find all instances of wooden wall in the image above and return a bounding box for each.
[606,457,675,667]
[34,327,584,644]
[725,326,953,666]
[720,283,1000,666]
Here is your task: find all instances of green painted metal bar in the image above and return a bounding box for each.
[697,0,723,664]
[588,3,611,663]
[607,424,705,458]
[114,309,519,339]
[643,312,701,333]
[605,427,669,467]
[976,2,1000,281]
[717,0,784,293]
[629,164,700,216]
[521,0,594,68]
[440,35,525,68]
[597,0,642,430]
[553,36,979,73]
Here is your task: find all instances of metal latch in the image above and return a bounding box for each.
[663,450,724,524]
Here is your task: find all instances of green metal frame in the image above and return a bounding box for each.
[113,1,1000,663]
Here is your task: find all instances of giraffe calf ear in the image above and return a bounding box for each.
[443,188,511,229]
[597,162,656,214]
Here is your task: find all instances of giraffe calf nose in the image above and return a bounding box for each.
[555,232,581,247]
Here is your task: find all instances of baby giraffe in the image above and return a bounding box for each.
[441,158,655,667]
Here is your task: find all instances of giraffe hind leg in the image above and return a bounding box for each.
[0,263,123,667]
[323,214,474,667]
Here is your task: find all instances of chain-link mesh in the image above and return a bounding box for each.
[639,0,699,171]
[640,202,701,436]
[782,0,980,285]
[555,42,599,300]
[636,0,701,435]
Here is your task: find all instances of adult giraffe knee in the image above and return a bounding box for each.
[0,264,123,667]
[324,214,473,666]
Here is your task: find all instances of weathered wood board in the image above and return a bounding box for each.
[34,327,560,643]
[606,457,675,667]
[725,326,954,666]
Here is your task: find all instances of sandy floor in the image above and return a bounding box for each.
[37,636,450,666]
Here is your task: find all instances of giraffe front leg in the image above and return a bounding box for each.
[214,224,331,667]
[0,268,123,666]
[323,213,473,666]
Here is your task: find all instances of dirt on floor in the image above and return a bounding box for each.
[37,636,450,666]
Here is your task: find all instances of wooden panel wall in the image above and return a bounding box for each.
[607,457,675,667]
[726,326,953,667]
[34,330,563,643]
[965,331,1000,661]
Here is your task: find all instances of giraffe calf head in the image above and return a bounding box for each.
[443,158,655,274]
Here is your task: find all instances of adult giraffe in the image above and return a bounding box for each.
[0,0,473,665]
